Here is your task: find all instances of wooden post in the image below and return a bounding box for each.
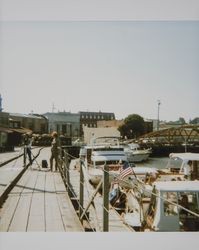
[79,160,84,222]
[103,164,109,232]
[58,147,61,171]
[23,146,27,166]
[64,149,69,192]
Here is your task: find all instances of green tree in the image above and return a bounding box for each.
[118,114,145,139]
[178,117,186,124]
[190,117,199,124]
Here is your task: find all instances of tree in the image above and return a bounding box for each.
[190,117,199,124]
[178,117,186,124]
[118,114,145,139]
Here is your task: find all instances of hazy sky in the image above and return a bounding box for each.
[0,1,198,123]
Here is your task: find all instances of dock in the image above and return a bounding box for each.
[0,147,83,232]
[0,147,133,232]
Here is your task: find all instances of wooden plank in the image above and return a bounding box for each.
[53,172,84,231]
[53,172,66,192]
[8,194,32,231]
[27,193,45,231]
[45,192,65,231]
[44,172,65,231]
[0,195,20,231]
[27,169,46,231]
[0,168,38,231]
[56,193,84,231]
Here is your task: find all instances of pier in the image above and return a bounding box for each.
[0,147,133,232]
[0,147,83,232]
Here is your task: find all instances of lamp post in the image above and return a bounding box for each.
[157,100,161,131]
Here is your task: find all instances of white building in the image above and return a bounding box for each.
[83,126,120,144]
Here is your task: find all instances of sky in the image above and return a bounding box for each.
[0,1,199,124]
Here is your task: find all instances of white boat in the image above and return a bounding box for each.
[123,143,152,162]
[79,137,127,186]
[159,152,199,181]
[122,180,199,231]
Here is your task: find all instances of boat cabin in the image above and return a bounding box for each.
[166,153,199,180]
[79,136,127,168]
[145,181,199,231]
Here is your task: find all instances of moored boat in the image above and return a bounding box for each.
[79,136,127,186]
[112,180,199,231]
[123,143,152,163]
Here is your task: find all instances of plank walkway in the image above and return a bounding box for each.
[0,147,84,232]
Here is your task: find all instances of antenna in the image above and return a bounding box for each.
[157,100,161,131]
[0,94,3,112]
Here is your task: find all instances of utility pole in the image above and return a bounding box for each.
[0,94,3,112]
[157,100,161,131]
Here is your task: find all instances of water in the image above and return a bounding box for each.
[134,157,170,170]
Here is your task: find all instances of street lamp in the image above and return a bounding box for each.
[157,100,161,131]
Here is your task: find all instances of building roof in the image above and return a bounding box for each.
[10,113,44,119]
[43,112,80,123]
[79,111,115,115]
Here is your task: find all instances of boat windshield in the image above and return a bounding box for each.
[166,158,183,170]
[162,191,199,231]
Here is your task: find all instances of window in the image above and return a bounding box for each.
[56,124,60,132]
[163,192,178,216]
[62,124,67,134]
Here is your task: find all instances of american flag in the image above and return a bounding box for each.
[119,162,133,180]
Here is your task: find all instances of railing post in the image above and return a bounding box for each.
[58,147,62,171]
[64,149,70,192]
[23,146,27,166]
[79,160,84,222]
[103,164,109,232]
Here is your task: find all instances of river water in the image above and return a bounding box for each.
[134,157,170,170]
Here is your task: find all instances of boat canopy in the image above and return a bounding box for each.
[133,167,158,174]
[169,153,199,162]
[153,180,199,192]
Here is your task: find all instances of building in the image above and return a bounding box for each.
[97,119,123,128]
[97,119,153,135]
[79,111,115,136]
[83,126,121,144]
[0,112,10,150]
[9,113,48,134]
[43,112,80,138]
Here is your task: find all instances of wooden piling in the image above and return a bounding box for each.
[103,164,109,232]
